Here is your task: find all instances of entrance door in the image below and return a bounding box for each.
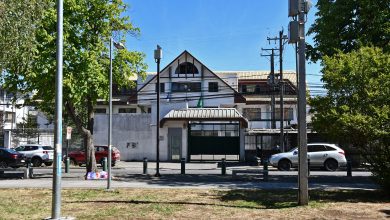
[168,128,182,161]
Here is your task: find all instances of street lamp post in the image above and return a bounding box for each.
[51,0,63,218]
[107,38,125,190]
[154,45,162,177]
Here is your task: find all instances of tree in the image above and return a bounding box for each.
[309,47,390,190]
[1,0,147,174]
[0,0,48,77]
[307,0,390,62]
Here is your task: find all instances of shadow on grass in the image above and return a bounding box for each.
[218,189,298,209]
[219,189,390,209]
[67,199,264,210]
[67,189,390,210]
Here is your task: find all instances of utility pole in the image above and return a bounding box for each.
[261,48,278,133]
[288,0,311,206]
[267,31,288,152]
[297,8,308,206]
[270,49,276,130]
[154,45,162,177]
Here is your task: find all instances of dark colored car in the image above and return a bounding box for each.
[0,148,26,168]
[68,145,120,167]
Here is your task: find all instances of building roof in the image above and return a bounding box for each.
[215,70,297,87]
[161,108,248,128]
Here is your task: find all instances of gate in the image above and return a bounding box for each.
[188,123,240,160]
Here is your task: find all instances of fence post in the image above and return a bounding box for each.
[221,158,226,175]
[143,157,148,174]
[65,157,70,173]
[263,159,269,181]
[347,160,352,177]
[102,157,107,172]
[181,158,186,174]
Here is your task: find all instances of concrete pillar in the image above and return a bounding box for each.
[239,128,245,161]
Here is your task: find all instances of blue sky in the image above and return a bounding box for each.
[123,0,322,85]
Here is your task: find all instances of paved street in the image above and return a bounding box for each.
[0,161,377,190]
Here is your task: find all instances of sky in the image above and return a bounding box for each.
[123,0,322,87]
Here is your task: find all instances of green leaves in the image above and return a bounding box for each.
[309,47,390,190]
[310,47,389,143]
[1,0,147,127]
[307,0,390,62]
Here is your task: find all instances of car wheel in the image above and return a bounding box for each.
[44,162,53,166]
[278,159,292,171]
[324,159,338,171]
[0,161,8,168]
[31,157,42,167]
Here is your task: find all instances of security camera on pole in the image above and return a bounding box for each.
[288,0,312,206]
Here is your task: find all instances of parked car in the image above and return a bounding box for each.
[68,145,120,167]
[0,148,26,168]
[269,143,347,171]
[14,144,54,167]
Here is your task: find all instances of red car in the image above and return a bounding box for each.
[68,145,120,167]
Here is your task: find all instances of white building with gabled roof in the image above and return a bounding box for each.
[93,50,304,162]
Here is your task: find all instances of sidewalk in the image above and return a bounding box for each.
[0,161,378,190]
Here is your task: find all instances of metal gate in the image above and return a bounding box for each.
[188,123,240,160]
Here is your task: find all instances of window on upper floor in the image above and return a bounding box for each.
[243,108,261,121]
[94,108,106,114]
[239,84,261,94]
[275,108,294,120]
[175,62,199,75]
[155,83,165,93]
[208,82,218,92]
[5,112,14,123]
[171,82,201,92]
[112,82,137,96]
[118,108,136,113]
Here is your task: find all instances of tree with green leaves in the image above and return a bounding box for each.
[0,0,48,77]
[308,0,390,191]
[310,47,389,190]
[307,0,389,62]
[1,0,147,174]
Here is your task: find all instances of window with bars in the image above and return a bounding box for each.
[175,62,199,75]
[275,108,294,120]
[242,108,261,121]
[94,108,106,114]
[171,82,201,92]
[118,108,136,113]
[190,123,239,137]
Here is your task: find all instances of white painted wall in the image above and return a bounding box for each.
[94,114,154,161]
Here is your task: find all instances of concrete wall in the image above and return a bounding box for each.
[93,114,154,161]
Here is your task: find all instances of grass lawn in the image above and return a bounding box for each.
[0,188,388,219]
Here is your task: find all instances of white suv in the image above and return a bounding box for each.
[269,143,347,171]
[14,144,54,167]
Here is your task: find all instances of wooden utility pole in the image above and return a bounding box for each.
[267,31,288,152]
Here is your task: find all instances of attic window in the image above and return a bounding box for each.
[175,62,199,75]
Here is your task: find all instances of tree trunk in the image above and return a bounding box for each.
[85,96,97,174]
[65,100,97,176]
[84,129,96,174]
